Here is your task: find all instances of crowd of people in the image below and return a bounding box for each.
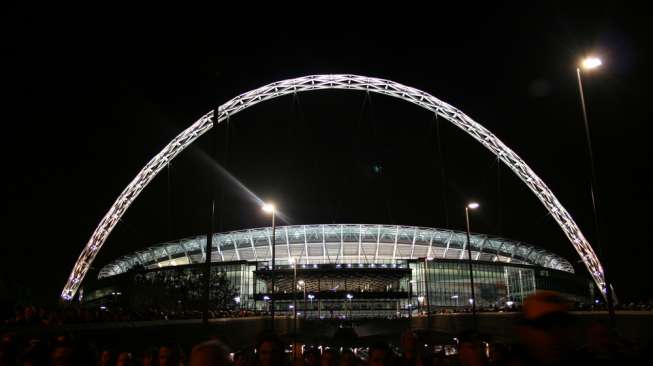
[431,299,653,314]
[3,298,652,328]
[1,306,268,327]
[0,291,646,366]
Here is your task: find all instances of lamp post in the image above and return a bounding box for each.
[298,280,306,319]
[262,203,276,327]
[465,202,479,333]
[408,279,415,321]
[424,257,433,328]
[290,257,297,332]
[576,56,616,328]
[346,293,353,320]
[234,296,241,313]
[263,295,270,313]
[308,294,315,319]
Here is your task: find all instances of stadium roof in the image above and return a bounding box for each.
[98,224,574,278]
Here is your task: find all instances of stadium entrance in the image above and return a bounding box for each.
[254,262,411,319]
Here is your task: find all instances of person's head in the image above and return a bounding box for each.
[457,334,484,366]
[116,352,132,366]
[516,291,577,365]
[487,343,509,365]
[320,349,337,366]
[99,350,114,366]
[304,348,320,366]
[51,345,76,366]
[339,350,356,366]
[158,345,179,366]
[400,330,418,358]
[14,306,25,320]
[256,333,284,366]
[23,338,49,366]
[367,343,393,366]
[1,336,17,366]
[142,348,158,366]
[189,340,230,366]
[233,351,247,366]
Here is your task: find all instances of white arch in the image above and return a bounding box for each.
[60,74,607,300]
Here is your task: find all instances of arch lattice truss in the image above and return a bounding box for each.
[61,75,606,301]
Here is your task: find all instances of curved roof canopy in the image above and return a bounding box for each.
[99,224,573,278]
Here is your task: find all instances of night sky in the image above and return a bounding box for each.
[2,3,650,304]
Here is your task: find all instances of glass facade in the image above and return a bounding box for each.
[409,259,586,311]
[85,258,591,317]
[83,261,256,310]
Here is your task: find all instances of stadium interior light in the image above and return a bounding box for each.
[581,56,602,70]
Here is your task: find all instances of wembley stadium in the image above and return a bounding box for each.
[82,224,593,318]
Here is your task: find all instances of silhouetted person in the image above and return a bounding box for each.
[51,341,78,366]
[141,349,158,366]
[367,343,393,366]
[1,335,18,366]
[320,349,338,366]
[398,331,424,366]
[510,291,585,366]
[98,350,114,366]
[487,344,509,366]
[304,349,319,366]
[338,350,357,366]
[20,339,49,366]
[255,333,285,366]
[233,352,247,366]
[189,340,230,366]
[457,332,485,366]
[158,346,178,366]
[116,353,132,366]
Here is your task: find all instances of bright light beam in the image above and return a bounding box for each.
[194,148,292,223]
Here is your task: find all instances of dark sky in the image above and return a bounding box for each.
[2,3,650,304]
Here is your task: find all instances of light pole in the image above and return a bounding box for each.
[575,56,616,328]
[290,257,297,332]
[452,295,459,308]
[346,293,353,320]
[262,203,277,327]
[263,295,271,313]
[298,280,306,319]
[234,296,241,312]
[408,279,415,321]
[423,257,433,328]
[465,202,479,333]
[308,294,315,319]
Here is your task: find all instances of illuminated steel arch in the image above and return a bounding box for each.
[61,75,607,300]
